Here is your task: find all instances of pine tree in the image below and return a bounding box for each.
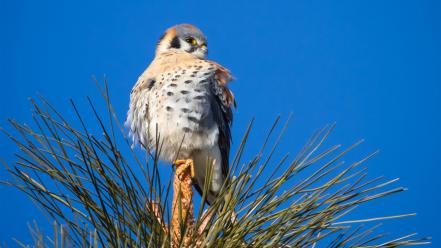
[1,84,429,247]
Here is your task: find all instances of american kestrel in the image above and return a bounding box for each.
[126,24,235,204]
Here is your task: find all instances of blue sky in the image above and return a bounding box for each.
[0,0,440,246]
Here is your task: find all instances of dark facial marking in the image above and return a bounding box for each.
[183,127,191,133]
[181,108,190,113]
[167,92,174,96]
[181,90,190,95]
[184,80,192,84]
[170,36,181,49]
[166,106,173,111]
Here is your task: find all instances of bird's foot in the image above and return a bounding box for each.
[174,159,195,180]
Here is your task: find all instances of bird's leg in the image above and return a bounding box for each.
[174,159,195,179]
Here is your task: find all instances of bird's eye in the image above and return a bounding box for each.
[186,37,198,46]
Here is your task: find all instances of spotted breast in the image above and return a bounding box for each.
[127,49,233,162]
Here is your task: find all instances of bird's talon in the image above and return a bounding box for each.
[173,159,187,167]
[174,159,194,180]
[190,162,195,178]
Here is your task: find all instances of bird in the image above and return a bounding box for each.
[126,24,235,205]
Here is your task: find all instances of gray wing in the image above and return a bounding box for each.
[192,75,233,206]
[209,75,233,186]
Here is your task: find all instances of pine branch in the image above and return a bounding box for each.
[0,84,430,247]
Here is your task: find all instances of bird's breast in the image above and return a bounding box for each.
[147,65,219,161]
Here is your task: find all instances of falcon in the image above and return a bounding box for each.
[126,24,235,204]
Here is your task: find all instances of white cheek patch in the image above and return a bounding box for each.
[180,40,192,52]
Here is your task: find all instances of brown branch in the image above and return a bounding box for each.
[146,159,209,247]
[171,159,195,247]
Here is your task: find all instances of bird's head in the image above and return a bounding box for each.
[156,24,208,59]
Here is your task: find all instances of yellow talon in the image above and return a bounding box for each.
[174,159,195,179]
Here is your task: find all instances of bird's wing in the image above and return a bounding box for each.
[208,62,235,180]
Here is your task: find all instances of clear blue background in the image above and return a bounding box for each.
[0,0,439,246]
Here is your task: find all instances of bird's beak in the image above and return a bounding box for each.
[199,43,208,54]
